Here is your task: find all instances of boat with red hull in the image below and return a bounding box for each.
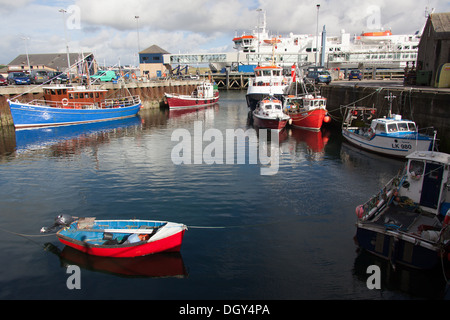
[165,82,219,109]
[43,216,187,258]
[283,94,329,131]
[252,96,290,130]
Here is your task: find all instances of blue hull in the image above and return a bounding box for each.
[356,226,441,270]
[8,100,141,129]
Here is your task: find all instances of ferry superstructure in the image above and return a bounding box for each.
[210,10,421,72]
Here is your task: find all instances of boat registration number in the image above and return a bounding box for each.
[391,142,412,150]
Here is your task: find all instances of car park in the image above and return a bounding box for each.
[348,70,363,81]
[7,72,31,85]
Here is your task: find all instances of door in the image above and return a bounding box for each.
[420,162,443,209]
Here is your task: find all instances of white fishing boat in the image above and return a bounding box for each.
[246,64,291,110]
[341,94,436,158]
[252,96,290,130]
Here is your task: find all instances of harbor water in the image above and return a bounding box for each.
[0,90,448,300]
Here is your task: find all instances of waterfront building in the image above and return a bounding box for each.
[417,12,450,87]
[139,44,170,79]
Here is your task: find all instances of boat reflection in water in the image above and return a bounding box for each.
[282,127,330,161]
[353,249,449,299]
[13,116,142,155]
[45,243,188,278]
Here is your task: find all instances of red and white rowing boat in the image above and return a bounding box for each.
[43,216,187,258]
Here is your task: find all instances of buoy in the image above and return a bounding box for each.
[324,115,331,123]
[356,205,364,218]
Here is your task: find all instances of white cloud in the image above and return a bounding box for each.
[0,0,448,66]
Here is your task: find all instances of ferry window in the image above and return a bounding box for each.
[398,122,408,131]
[275,105,281,110]
[409,160,424,176]
[95,93,100,98]
[407,123,417,131]
[265,105,272,110]
[90,93,94,98]
[387,124,398,132]
[69,93,74,99]
[263,70,271,76]
[375,123,386,132]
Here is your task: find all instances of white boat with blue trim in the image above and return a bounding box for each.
[341,95,436,158]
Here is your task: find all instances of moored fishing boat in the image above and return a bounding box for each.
[252,96,290,130]
[41,215,187,258]
[283,94,330,131]
[165,82,219,109]
[7,85,141,129]
[355,151,450,270]
[341,94,436,157]
[246,64,291,110]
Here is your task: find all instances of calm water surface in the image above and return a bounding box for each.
[0,90,448,300]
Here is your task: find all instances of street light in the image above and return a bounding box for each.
[315,4,320,66]
[59,9,71,75]
[21,36,31,73]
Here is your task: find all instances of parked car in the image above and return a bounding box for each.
[0,74,7,86]
[90,70,117,82]
[29,70,50,84]
[7,72,31,85]
[306,70,332,84]
[48,71,69,84]
[348,70,363,81]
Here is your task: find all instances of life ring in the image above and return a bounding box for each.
[61,98,69,106]
[131,73,137,79]
[199,92,203,97]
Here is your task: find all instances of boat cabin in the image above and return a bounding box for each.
[257,98,284,115]
[251,65,288,87]
[370,115,417,135]
[43,86,108,108]
[192,82,218,99]
[402,151,450,216]
[284,95,326,112]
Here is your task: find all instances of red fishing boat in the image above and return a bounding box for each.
[42,216,187,258]
[165,82,219,109]
[252,96,290,130]
[283,94,330,131]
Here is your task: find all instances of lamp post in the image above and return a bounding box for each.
[315,4,320,66]
[59,9,71,75]
[21,37,31,73]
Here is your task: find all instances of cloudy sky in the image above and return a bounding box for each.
[1,0,448,66]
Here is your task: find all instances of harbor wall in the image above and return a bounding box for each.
[320,84,450,152]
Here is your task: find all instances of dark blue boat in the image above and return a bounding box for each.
[355,151,450,270]
[8,85,141,129]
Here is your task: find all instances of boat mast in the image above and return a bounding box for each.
[385,92,396,118]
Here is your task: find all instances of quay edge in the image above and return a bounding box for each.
[320,81,450,153]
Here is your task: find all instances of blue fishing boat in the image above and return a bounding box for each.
[341,94,436,158]
[355,151,450,270]
[7,85,141,129]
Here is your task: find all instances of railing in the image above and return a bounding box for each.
[27,95,141,109]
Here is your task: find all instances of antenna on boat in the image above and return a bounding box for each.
[384,92,396,118]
